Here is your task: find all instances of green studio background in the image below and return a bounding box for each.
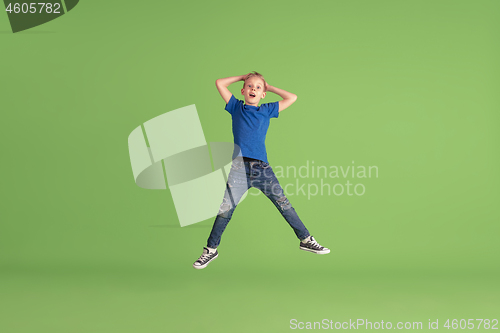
[1,1,499,332]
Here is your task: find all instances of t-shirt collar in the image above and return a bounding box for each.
[244,103,260,110]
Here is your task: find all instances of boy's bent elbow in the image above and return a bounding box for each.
[215,79,227,89]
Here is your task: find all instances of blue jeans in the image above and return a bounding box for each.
[207,157,310,248]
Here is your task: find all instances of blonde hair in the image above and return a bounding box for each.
[243,71,267,91]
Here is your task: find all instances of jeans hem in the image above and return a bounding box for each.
[299,233,311,242]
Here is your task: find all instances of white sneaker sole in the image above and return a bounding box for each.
[300,247,330,255]
[192,253,219,269]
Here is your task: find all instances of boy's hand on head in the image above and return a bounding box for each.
[216,74,251,104]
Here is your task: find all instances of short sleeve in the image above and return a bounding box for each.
[225,95,239,115]
[262,101,280,118]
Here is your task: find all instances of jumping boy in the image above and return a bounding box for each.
[193,72,329,269]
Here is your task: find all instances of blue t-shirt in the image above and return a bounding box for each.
[225,94,280,164]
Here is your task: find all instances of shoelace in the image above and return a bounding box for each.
[307,239,323,250]
[198,251,213,263]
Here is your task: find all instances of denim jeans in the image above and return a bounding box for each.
[207,157,310,248]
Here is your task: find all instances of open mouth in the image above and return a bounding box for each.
[249,93,256,97]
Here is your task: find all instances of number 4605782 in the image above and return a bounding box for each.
[5,3,61,14]
[444,319,498,329]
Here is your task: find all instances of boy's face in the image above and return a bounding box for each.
[241,76,266,106]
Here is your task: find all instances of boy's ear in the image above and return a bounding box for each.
[241,88,245,95]
[262,92,266,98]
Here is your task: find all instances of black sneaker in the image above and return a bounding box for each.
[193,247,218,269]
[300,236,330,254]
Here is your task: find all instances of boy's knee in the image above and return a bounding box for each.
[218,198,233,218]
[276,195,292,211]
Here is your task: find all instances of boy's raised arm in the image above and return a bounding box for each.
[266,84,297,112]
[215,74,247,104]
